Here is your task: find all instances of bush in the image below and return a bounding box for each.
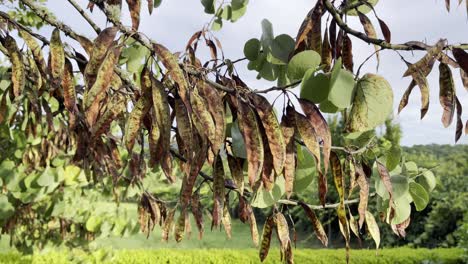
[0,248,464,264]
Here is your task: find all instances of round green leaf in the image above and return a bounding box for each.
[319,99,340,113]
[268,34,295,65]
[211,17,223,31]
[403,161,418,176]
[375,174,409,200]
[300,71,330,103]
[251,176,285,208]
[201,0,215,14]
[86,215,103,232]
[346,73,393,132]
[231,4,247,22]
[346,0,379,16]
[259,62,277,81]
[244,38,261,61]
[409,182,429,211]
[416,170,436,192]
[287,50,321,81]
[293,145,316,193]
[37,166,56,187]
[0,194,14,220]
[260,19,274,51]
[327,62,356,108]
[386,145,401,171]
[391,196,411,225]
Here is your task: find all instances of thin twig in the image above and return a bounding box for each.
[67,0,101,34]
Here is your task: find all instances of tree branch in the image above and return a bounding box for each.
[66,0,101,34]
[322,0,468,51]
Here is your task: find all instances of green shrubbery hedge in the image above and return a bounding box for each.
[0,248,464,264]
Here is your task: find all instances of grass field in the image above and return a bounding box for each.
[0,248,464,264]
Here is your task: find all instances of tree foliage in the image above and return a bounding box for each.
[0,0,466,262]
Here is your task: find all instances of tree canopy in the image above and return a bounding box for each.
[0,0,466,263]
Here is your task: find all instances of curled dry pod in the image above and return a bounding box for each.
[174,97,193,174]
[221,202,232,239]
[248,207,259,247]
[259,215,275,262]
[27,50,43,92]
[62,58,76,113]
[91,93,127,137]
[251,94,286,175]
[19,30,47,76]
[3,35,25,97]
[49,28,65,86]
[356,165,369,229]
[274,213,290,253]
[342,34,353,72]
[227,154,244,194]
[84,27,118,89]
[124,89,152,152]
[237,98,264,187]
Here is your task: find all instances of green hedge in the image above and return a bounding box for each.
[0,248,464,264]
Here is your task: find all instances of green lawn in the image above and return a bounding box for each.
[0,248,464,264]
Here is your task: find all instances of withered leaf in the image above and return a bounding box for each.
[455,96,463,142]
[452,48,468,76]
[259,215,275,262]
[191,86,217,152]
[321,29,332,72]
[251,94,286,175]
[153,43,191,112]
[355,164,369,229]
[124,89,152,152]
[281,108,296,199]
[298,201,328,247]
[84,27,118,88]
[342,34,354,72]
[212,155,225,229]
[299,99,331,175]
[151,76,171,168]
[126,0,141,30]
[199,82,225,155]
[403,40,445,77]
[191,192,204,240]
[439,63,456,127]
[49,28,65,86]
[62,58,76,113]
[174,210,186,242]
[19,30,47,76]
[161,209,176,242]
[293,0,324,55]
[377,18,391,43]
[237,98,264,187]
[358,11,380,63]
[2,35,25,97]
[411,69,431,119]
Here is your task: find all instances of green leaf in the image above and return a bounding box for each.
[230,4,247,22]
[365,211,380,249]
[64,165,82,186]
[327,59,356,108]
[267,34,295,65]
[36,166,56,187]
[300,71,330,104]
[0,194,14,220]
[0,159,16,185]
[244,38,261,61]
[375,174,409,200]
[232,0,248,9]
[346,73,393,132]
[287,50,321,81]
[231,121,247,159]
[260,19,274,52]
[346,0,379,16]
[416,170,436,192]
[319,99,340,113]
[403,161,418,175]
[409,182,429,211]
[293,145,316,193]
[220,5,232,20]
[386,145,401,171]
[201,0,215,14]
[251,176,285,208]
[212,17,223,31]
[259,62,278,81]
[86,215,103,232]
[392,196,411,225]
[154,0,162,8]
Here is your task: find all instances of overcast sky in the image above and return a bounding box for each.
[4,0,468,146]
